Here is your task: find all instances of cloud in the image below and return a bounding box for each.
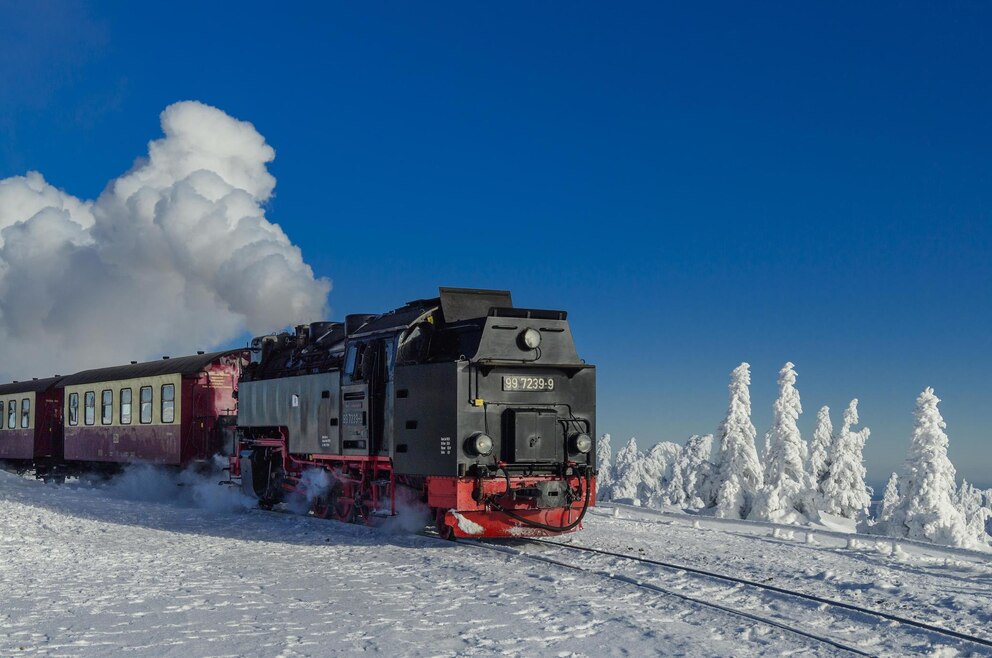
[0,101,330,379]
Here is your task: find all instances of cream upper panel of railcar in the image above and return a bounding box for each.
[63,373,182,428]
[0,391,35,431]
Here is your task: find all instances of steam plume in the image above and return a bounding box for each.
[0,101,330,379]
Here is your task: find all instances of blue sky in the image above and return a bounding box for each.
[2,2,990,486]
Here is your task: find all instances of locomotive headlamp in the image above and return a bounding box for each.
[519,327,542,350]
[570,433,593,454]
[466,432,494,457]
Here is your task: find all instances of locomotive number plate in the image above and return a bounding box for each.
[502,376,556,391]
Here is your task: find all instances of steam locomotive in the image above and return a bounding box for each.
[0,287,596,538]
[236,287,597,538]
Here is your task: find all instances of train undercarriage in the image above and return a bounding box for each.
[235,431,594,539]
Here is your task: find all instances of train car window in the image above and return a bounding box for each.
[120,388,132,425]
[84,391,95,425]
[68,393,78,426]
[140,386,152,424]
[0,400,3,429]
[161,384,175,423]
[7,400,15,429]
[21,399,29,428]
[101,390,113,425]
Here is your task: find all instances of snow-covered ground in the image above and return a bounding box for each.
[2,470,991,657]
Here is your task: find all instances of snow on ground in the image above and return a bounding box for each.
[2,470,991,657]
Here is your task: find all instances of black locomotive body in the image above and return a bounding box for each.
[234,287,596,538]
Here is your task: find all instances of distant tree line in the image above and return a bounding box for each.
[595,363,992,549]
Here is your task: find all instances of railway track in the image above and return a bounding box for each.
[536,537,992,654]
[454,535,992,656]
[453,536,870,656]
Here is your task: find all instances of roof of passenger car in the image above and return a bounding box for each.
[0,376,65,396]
[57,350,245,387]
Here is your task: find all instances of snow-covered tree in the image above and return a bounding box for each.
[642,442,681,507]
[807,405,833,498]
[761,431,773,479]
[671,434,715,509]
[595,433,614,501]
[956,480,991,546]
[875,472,900,529]
[751,362,813,522]
[664,460,688,508]
[712,363,763,519]
[610,437,642,502]
[889,388,970,547]
[819,399,871,520]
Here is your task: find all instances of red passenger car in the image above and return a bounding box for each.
[58,350,248,471]
[0,377,64,476]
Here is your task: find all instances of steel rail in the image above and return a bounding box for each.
[453,537,871,657]
[529,537,992,653]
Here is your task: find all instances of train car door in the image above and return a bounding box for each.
[340,339,391,457]
[42,398,63,460]
[341,342,370,456]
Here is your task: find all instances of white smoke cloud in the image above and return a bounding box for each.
[0,101,330,379]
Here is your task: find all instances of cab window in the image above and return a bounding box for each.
[385,338,395,381]
[140,386,153,424]
[68,393,79,426]
[345,345,358,376]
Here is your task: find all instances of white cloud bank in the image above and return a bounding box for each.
[0,101,330,379]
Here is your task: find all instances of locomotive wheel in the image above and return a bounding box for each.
[329,484,355,523]
[435,508,454,540]
[311,493,332,519]
[333,498,355,523]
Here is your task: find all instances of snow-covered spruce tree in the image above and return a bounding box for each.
[712,363,763,519]
[875,472,900,530]
[642,442,681,507]
[751,362,813,523]
[664,459,688,508]
[595,433,614,502]
[807,405,833,501]
[889,388,970,547]
[762,430,773,480]
[610,437,642,503]
[684,434,716,508]
[956,480,992,546]
[819,399,871,520]
[668,434,715,509]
